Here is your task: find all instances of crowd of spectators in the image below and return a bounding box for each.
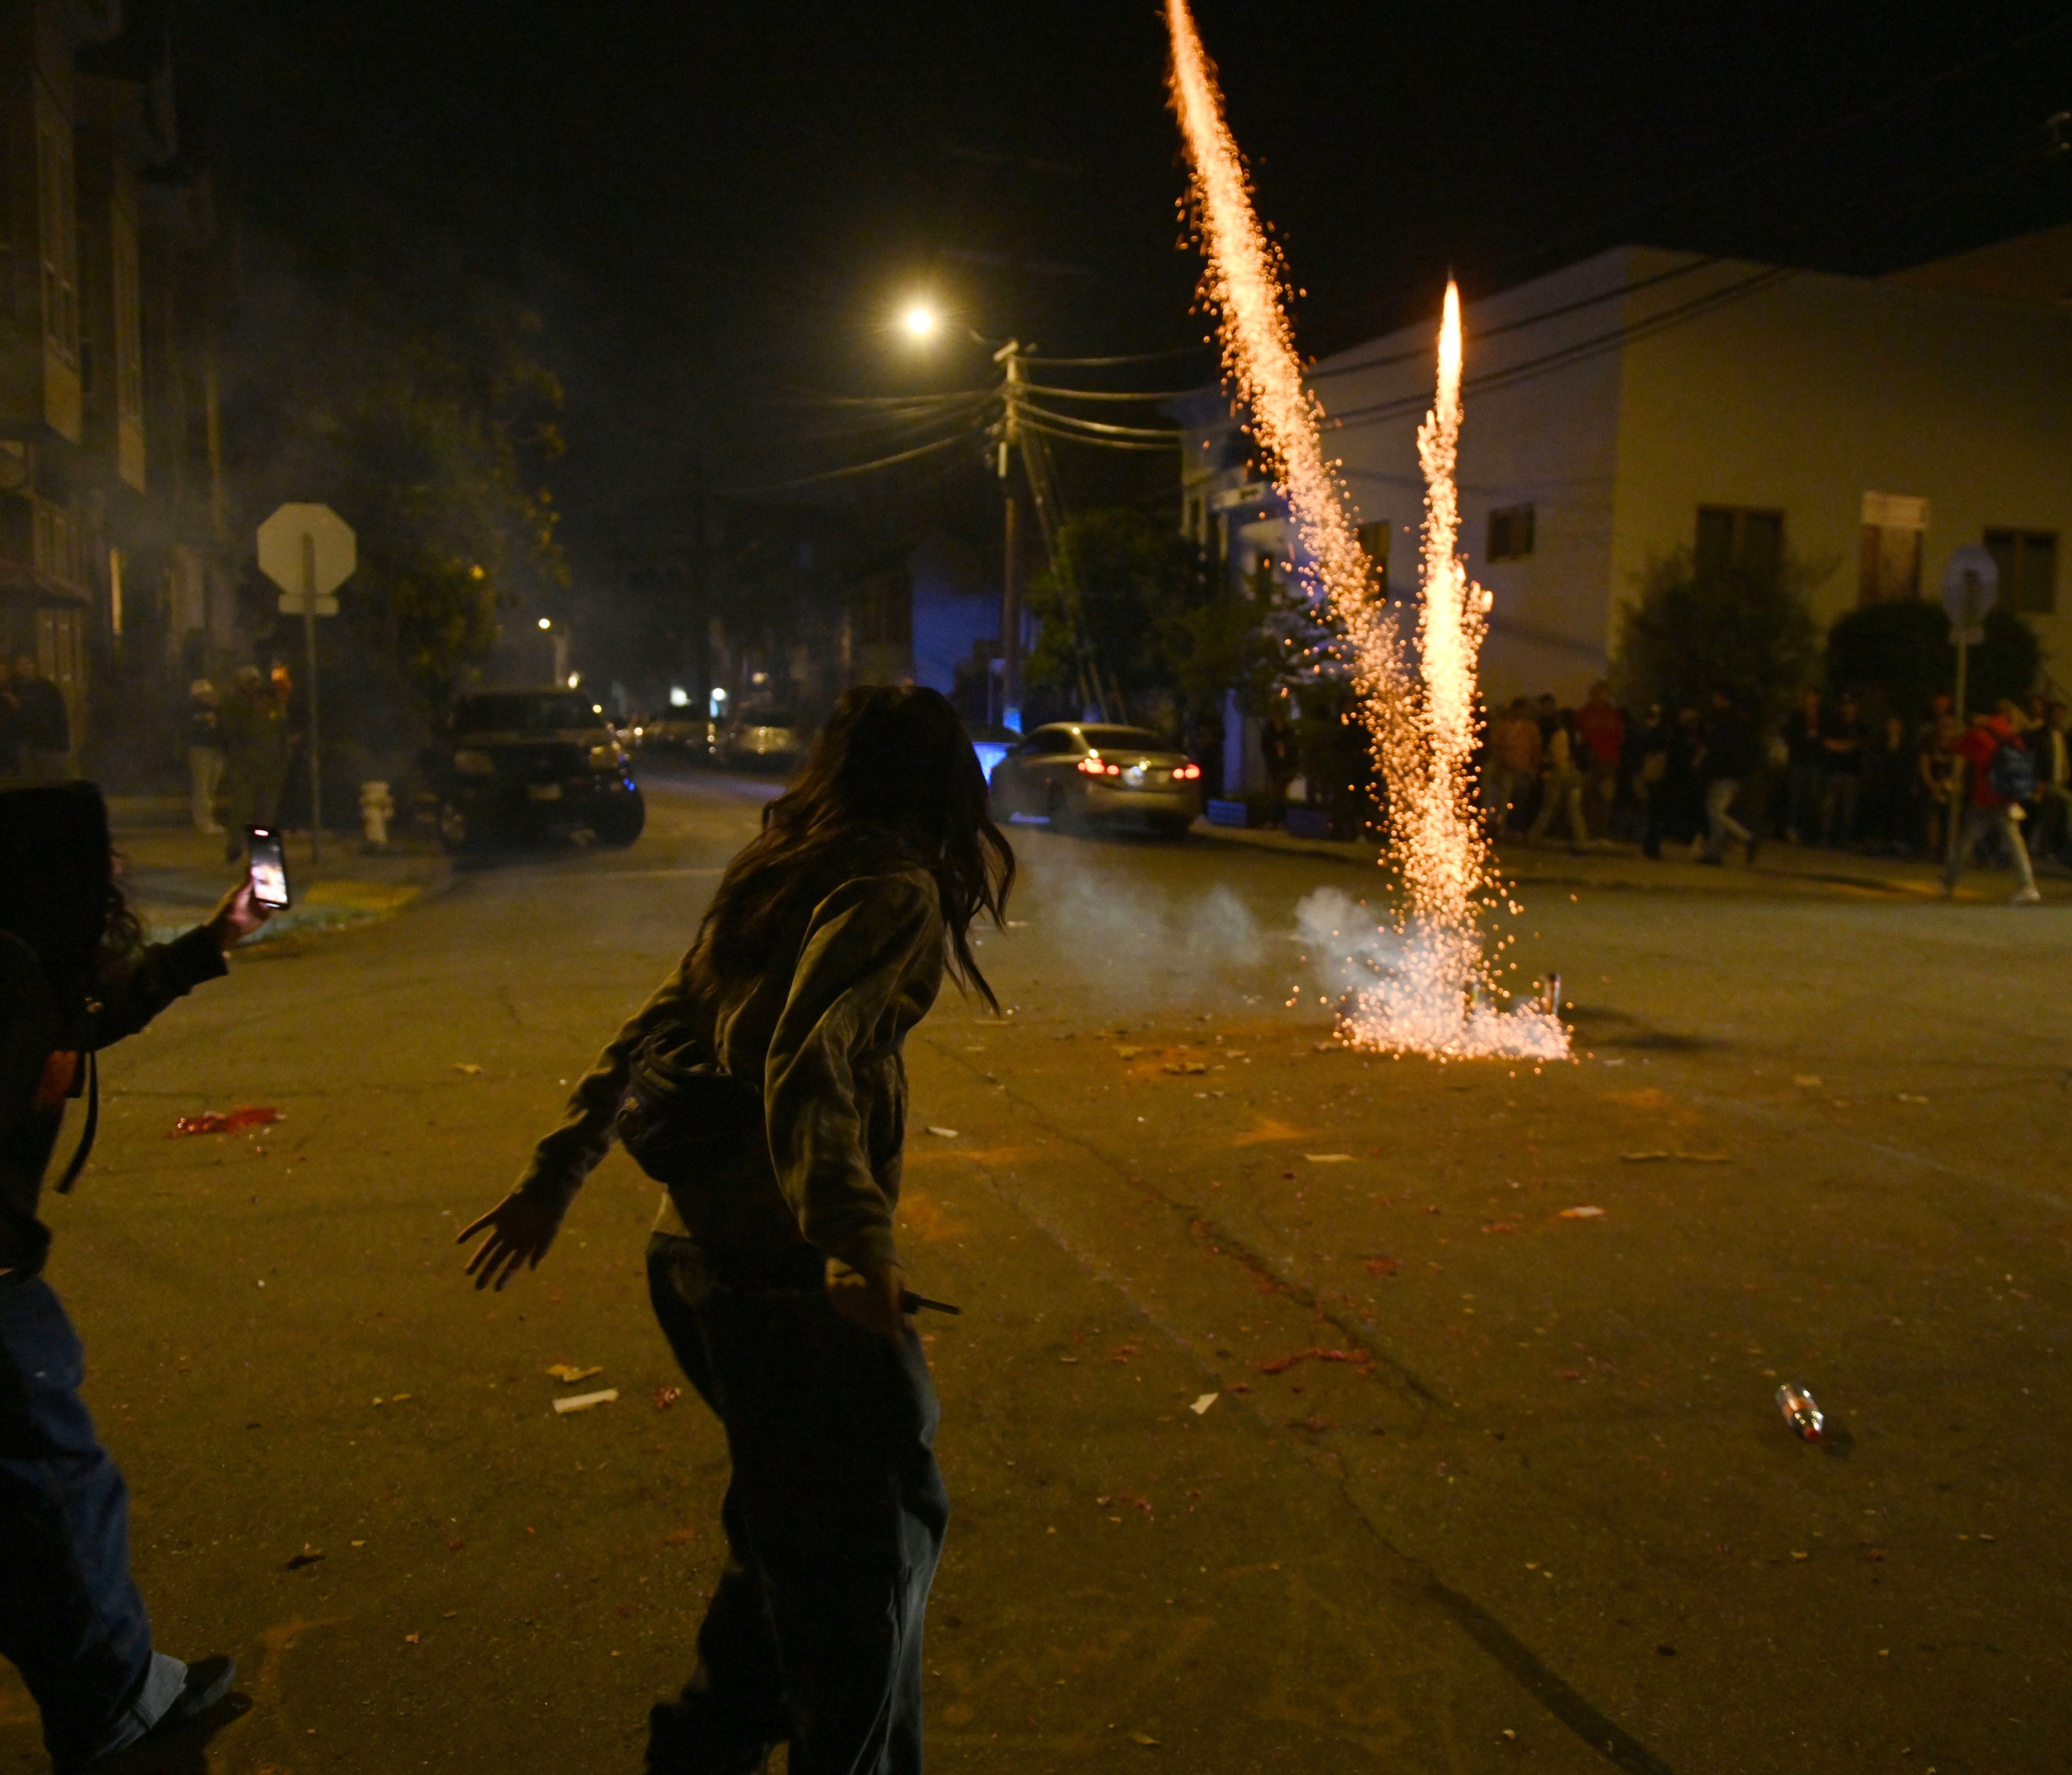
[1477,680,2069,889]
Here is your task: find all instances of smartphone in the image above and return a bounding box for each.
[246,826,291,910]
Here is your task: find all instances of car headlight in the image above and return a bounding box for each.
[453,749,496,776]
[588,743,623,772]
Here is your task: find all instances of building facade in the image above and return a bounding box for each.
[0,0,232,772]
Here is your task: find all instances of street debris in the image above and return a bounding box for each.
[1127,1731,1160,1746]
[172,1105,282,1136]
[1163,1060,1208,1075]
[285,1545,325,1571]
[452,1062,484,1075]
[1114,1046,1144,1060]
[1620,1150,1729,1163]
[1792,1074,1822,1088]
[1896,1092,1928,1103]
[662,1527,696,1546]
[1303,1152,1353,1163]
[1558,1206,1605,1219]
[1258,1347,1366,1375]
[1189,1392,1218,1415]
[924,1125,959,1138]
[371,1392,414,1405]
[1364,1257,1400,1276]
[1776,1382,1824,1441]
[652,1386,682,1410]
[553,1388,619,1415]
[1481,1221,1518,1234]
[546,1363,602,1384]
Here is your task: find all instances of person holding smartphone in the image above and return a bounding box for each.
[0,783,271,1771]
[459,686,1012,1775]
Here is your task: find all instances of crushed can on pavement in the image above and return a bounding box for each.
[1776,1383,1824,1441]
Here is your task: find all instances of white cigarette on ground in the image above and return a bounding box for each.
[552,1389,619,1415]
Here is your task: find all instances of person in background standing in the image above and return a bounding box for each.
[1859,714,1914,854]
[2029,699,2070,865]
[216,667,289,861]
[1573,681,1625,837]
[1258,706,1294,817]
[1820,691,1867,846]
[1526,707,1589,852]
[1942,702,2040,903]
[0,658,20,777]
[1782,687,1824,843]
[1483,698,1541,836]
[1699,689,1759,865]
[182,682,224,836]
[9,656,71,782]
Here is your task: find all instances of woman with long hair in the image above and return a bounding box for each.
[0,782,270,1770]
[460,684,1013,1774]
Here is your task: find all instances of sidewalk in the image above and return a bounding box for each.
[108,795,453,946]
[1189,814,2067,904]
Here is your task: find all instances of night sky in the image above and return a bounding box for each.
[183,1,2072,597]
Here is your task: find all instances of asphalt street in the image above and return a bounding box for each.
[5,767,2067,1774]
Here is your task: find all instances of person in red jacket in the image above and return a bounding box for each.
[1941,705,2040,903]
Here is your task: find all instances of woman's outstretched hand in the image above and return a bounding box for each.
[457,1192,562,1291]
[826,1257,907,1341]
[206,879,272,951]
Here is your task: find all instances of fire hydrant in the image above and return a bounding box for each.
[359,780,394,851]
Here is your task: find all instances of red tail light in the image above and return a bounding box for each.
[1178,763,1202,780]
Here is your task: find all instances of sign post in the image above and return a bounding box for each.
[1939,544,2000,873]
[258,504,357,862]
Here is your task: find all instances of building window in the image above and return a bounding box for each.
[1486,504,1535,562]
[1357,520,1390,596]
[1858,491,1926,605]
[1984,529,2056,615]
[33,94,78,364]
[112,217,143,426]
[1695,506,1783,583]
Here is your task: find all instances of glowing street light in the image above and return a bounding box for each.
[537,616,551,630]
[901,302,939,341]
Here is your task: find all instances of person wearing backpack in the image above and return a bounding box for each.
[1941,702,2041,903]
[0,783,271,1770]
[458,685,1013,1775]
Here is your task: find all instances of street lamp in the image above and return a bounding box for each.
[898,311,1026,733]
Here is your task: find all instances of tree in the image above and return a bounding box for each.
[1825,600,2042,722]
[1612,547,1822,724]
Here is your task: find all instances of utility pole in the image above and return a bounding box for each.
[994,339,1025,733]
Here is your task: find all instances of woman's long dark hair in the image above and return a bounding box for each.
[692,685,1014,1009]
[0,782,142,1014]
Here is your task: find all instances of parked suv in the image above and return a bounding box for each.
[430,689,646,851]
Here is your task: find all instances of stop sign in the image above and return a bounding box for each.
[258,503,356,614]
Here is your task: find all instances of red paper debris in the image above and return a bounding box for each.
[1363,1257,1401,1276]
[652,1386,682,1411]
[172,1105,282,1136]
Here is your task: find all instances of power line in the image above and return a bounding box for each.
[1027,344,1212,367]
[1023,382,1201,401]
[719,425,987,496]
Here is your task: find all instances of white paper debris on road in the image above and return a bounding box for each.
[1559,1206,1606,1219]
[546,1363,602,1384]
[1304,1153,1354,1163]
[1189,1392,1219,1416]
[924,1126,959,1138]
[553,1388,619,1415]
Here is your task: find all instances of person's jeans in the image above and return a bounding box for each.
[1785,763,1824,841]
[0,1276,184,1771]
[1823,773,1860,846]
[187,747,225,834]
[645,1237,948,1775]
[1704,778,1751,858]
[1944,805,2037,896]
[1527,767,1588,848]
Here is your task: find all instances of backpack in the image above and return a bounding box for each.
[1989,737,2037,803]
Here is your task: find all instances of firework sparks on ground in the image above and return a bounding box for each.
[1166,0,1566,1060]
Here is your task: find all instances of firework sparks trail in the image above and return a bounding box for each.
[1166,0,1566,1060]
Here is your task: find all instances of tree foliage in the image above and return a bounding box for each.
[1612,548,1821,723]
[1826,599,2041,720]
[222,222,569,733]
